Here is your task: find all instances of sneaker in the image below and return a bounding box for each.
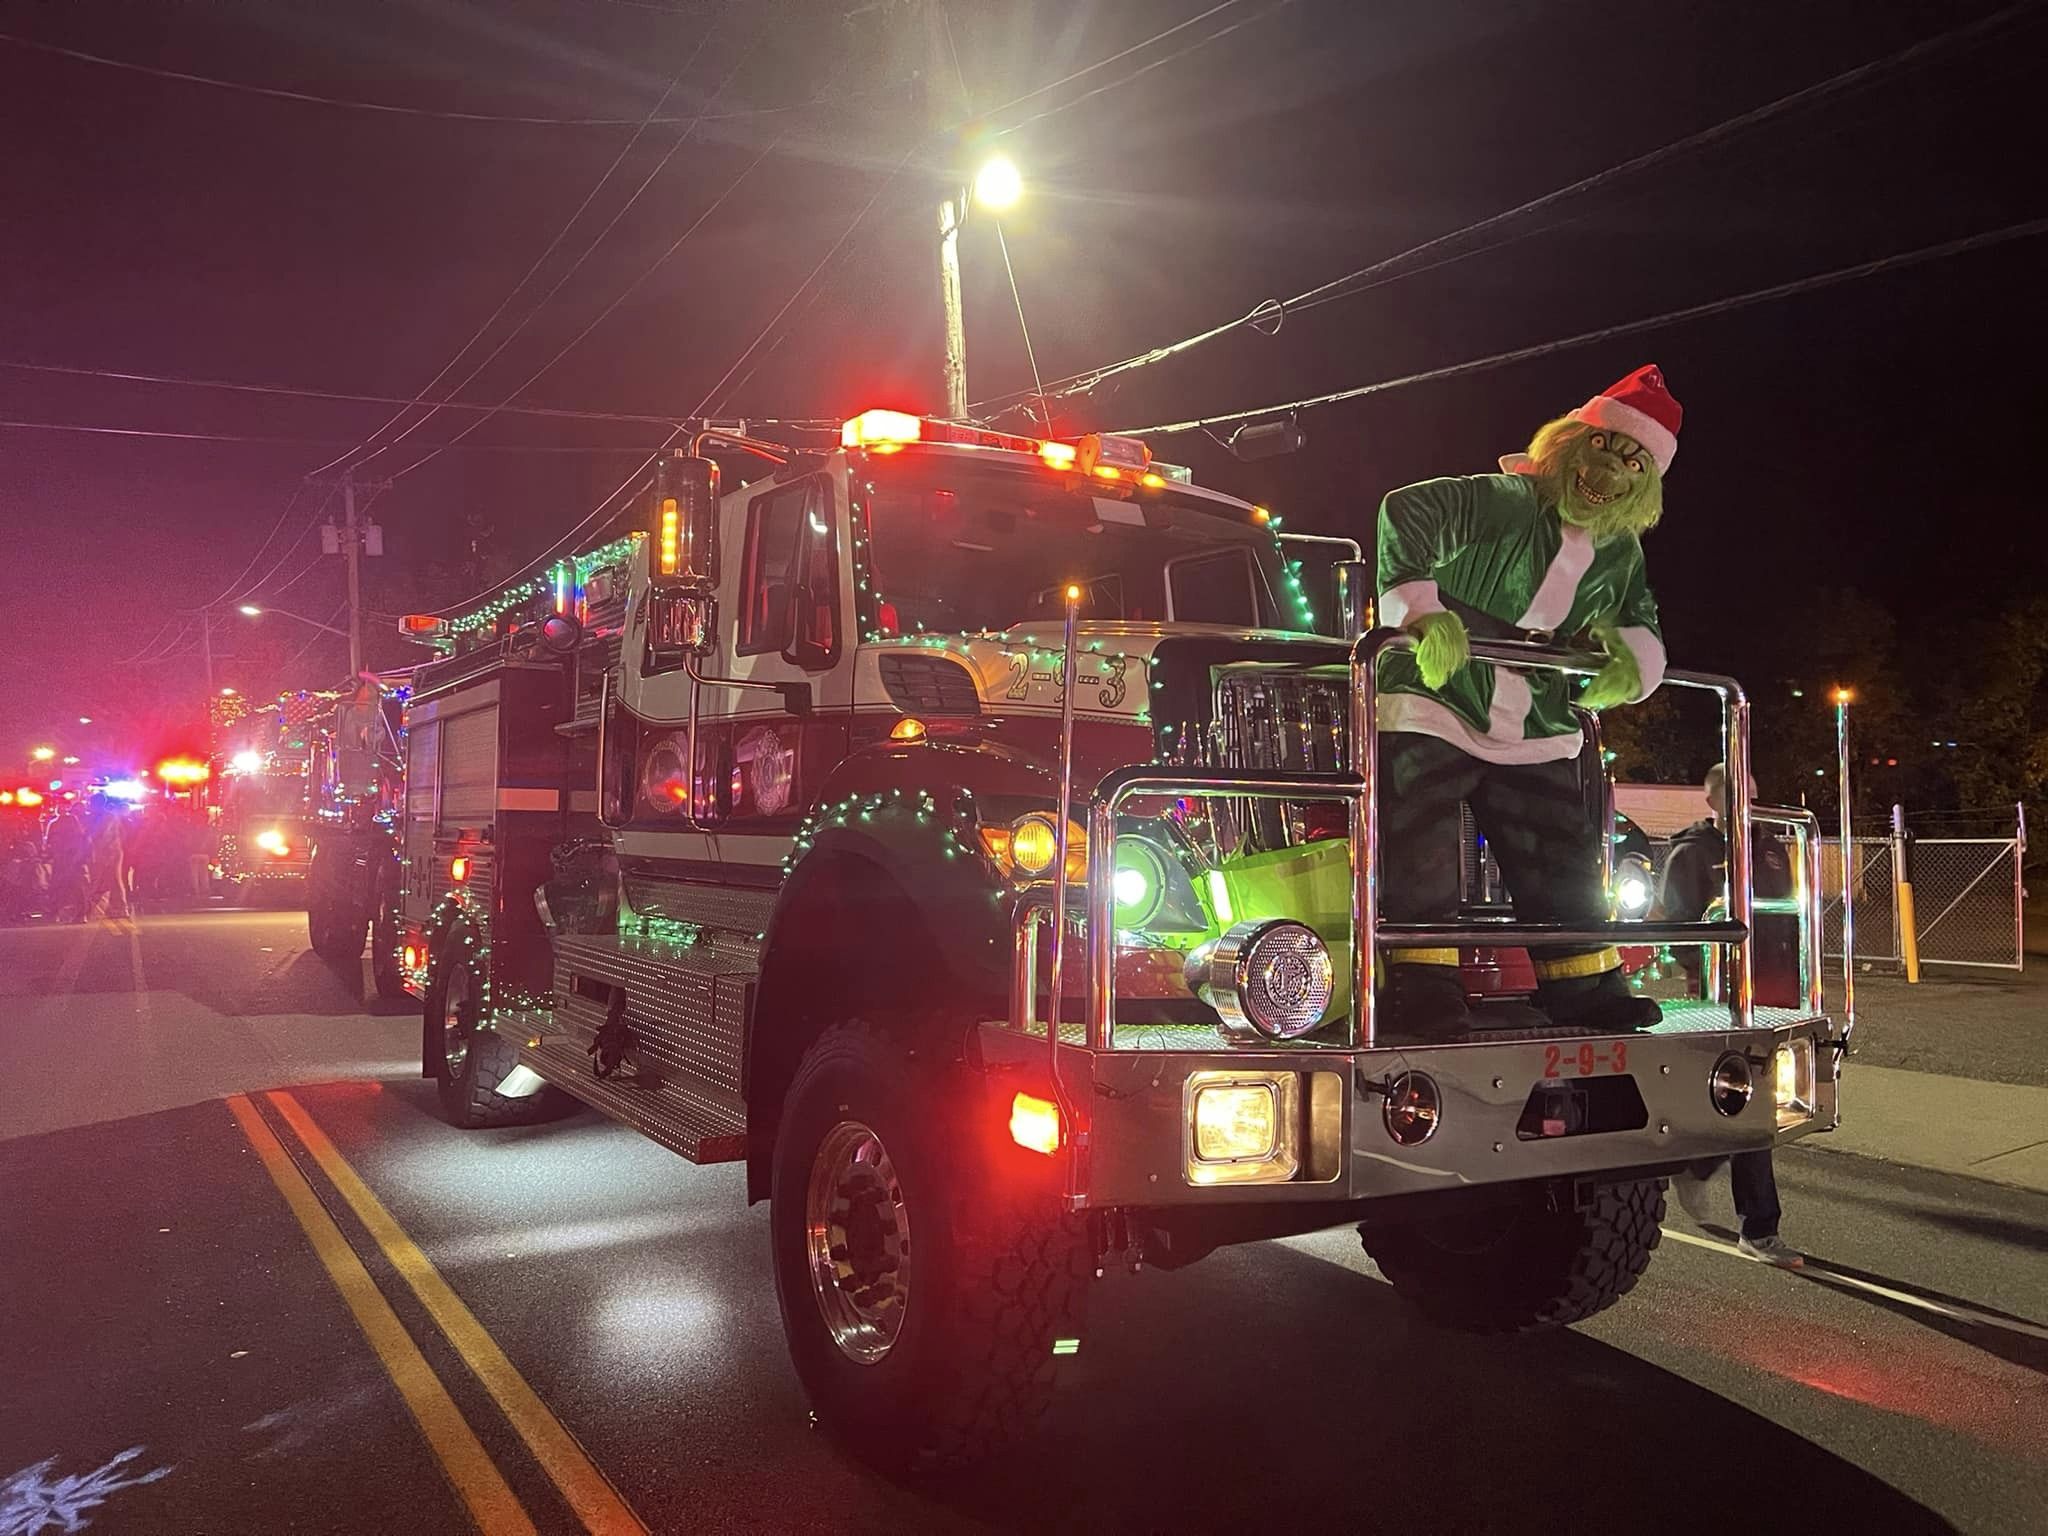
[1670,1171,1716,1228]
[1737,1233,1805,1269]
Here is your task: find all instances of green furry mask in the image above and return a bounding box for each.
[1523,415,1663,539]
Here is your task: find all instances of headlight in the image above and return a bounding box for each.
[1185,919,1334,1042]
[1185,1071,1301,1185]
[1613,854,1653,917]
[255,828,290,856]
[987,813,1087,881]
[1774,1037,1816,1128]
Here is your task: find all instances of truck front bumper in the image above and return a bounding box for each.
[980,1005,1839,1208]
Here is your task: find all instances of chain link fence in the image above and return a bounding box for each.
[1821,830,2025,972]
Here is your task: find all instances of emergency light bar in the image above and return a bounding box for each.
[398,614,447,638]
[838,409,1195,485]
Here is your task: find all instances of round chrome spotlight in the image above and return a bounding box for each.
[1383,1070,1441,1146]
[1709,1051,1754,1117]
[1186,919,1334,1042]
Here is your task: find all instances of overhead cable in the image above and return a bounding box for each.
[978,0,2048,417]
[1113,218,2048,437]
[307,14,727,480]
[0,30,872,128]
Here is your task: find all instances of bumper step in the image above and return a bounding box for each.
[521,1036,746,1164]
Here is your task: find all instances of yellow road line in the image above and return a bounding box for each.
[268,1090,648,1536]
[225,1094,535,1536]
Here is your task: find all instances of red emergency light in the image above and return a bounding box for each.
[155,757,210,787]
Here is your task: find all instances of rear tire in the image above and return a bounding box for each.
[1360,1178,1665,1332]
[769,1022,1089,1470]
[430,937,548,1128]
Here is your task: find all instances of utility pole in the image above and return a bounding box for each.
[341,470,364,679]
[200,608,215,698]
[925,0,970,418]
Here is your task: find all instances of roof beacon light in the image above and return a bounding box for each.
[842,409,924,449]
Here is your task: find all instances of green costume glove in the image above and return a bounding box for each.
[1410,610,1470,690]
[1578,624,1641,711]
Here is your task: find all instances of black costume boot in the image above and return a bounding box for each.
[1382,962,1475,1039]
[1535,966,1661,1031]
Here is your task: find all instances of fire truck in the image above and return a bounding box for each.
[211,695,325,895]
[304,677,411,1000]
[401,409,1845,1467]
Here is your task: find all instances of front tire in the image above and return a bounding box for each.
[308,900,367,962]
[429,936,545,1128]
[770,1022,1089,1469]
[1360,1178,1665,1332]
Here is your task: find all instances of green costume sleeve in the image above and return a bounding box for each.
[1609,546,1666,701]
[1376,476,1480,626]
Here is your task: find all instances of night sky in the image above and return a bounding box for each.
[3,0,2044,773]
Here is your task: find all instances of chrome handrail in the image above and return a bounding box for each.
[1346,629,1753,1044]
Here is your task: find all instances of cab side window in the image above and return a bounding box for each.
[737,477,836,661]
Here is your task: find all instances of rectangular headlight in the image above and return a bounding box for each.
[1185,1071,1300,1186]
[1774,1037,1816,1129]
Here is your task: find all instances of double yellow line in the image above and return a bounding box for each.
[228,1091,646,1536]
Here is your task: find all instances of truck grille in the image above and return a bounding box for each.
[1212,666,1349,773]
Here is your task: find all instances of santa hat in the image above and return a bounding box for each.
[1501,364,1683,476]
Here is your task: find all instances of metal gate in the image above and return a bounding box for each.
[1822,829,2027,972]
[1913,838,2025,970]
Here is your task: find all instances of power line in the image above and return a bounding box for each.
[0,359,687,427]
[0,30,872,128]
[423,141,916,617]
[308,16,727,480]
[1114,218,2048,437]
[977,0,2048,417]
[0,418,668,450]
[382,37,778,481]
[973,0,1251,125]
[989,0,1298,140]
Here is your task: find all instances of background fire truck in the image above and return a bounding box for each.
[209,693,328,896]
[303,675,411,1000]
[395,411,1841,1468]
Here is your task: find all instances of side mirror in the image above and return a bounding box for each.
[538,610,584,654]
[651,453,720,591]
[1331,561,1373,641]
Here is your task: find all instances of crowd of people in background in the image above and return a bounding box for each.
[0,800,214,923]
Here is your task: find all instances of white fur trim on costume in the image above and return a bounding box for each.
[1377,692,1585,765]
[1616,625,1666,701]
[1575,396,1676,474]
[1379,579,1445,627]
[1516,525,1595,632]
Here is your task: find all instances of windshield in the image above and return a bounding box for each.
[225,773,307,820]
[861,459,1286,635]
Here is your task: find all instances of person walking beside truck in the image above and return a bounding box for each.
[1659,762,1803,1268]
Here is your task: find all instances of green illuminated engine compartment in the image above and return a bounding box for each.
[979,1009,1838,1207]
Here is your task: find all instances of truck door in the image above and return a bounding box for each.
[690,467,853,873]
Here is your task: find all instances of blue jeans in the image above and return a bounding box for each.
[1729,1150,1782,1240]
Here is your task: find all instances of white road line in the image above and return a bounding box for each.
[1661,1226,2048,1344]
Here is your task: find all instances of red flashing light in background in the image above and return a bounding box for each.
[450,855,469,883]
[155,757,210,787]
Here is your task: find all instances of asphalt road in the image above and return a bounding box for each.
[3,911,2045,1535]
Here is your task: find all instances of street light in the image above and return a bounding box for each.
[973,154,1023,212]
[30,746,54,762]
[238,604,348,638]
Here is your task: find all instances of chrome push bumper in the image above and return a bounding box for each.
[982,1011,1838,1208]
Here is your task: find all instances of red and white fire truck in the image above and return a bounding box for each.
[396,409,1844,1467]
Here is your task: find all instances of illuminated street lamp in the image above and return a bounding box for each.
[973,154,1023,211]
[239,604,348,638]
[30,746,55,762]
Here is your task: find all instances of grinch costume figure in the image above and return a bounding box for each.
[1375,365,1680,1036]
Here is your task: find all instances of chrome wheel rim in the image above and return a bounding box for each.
[441,963,472,1076]
[804,1119,911,1365]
